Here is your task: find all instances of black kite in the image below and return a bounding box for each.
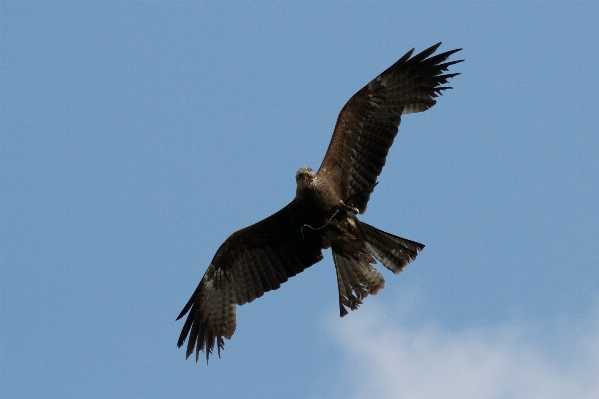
[177,43,462,362]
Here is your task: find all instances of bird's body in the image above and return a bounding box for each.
[177,43,462,362]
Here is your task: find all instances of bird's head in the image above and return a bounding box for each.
[295,166,317,190]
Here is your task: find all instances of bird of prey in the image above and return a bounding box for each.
[177,42,462,363]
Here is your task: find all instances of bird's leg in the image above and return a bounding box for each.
[300,199,361,241]
[337,199,359,215]
[300,207,342,241]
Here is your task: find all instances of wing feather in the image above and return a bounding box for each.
[318,43,462,212]
[176,201,324,362]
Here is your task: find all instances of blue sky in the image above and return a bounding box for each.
[2,2,598,398]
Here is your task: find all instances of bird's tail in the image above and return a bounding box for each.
[332,249,385,317]
[332,222,424,317]
[361,222,424,274]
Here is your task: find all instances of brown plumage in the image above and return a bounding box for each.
[176,42,462,362]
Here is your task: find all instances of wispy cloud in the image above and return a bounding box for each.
[321,302,599,399]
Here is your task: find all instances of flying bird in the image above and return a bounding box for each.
[177,42,462,363]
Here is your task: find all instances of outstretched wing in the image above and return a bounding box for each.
[176,201,325,363]
[318,43,462,213]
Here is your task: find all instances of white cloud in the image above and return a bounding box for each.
[321,303,599,399]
